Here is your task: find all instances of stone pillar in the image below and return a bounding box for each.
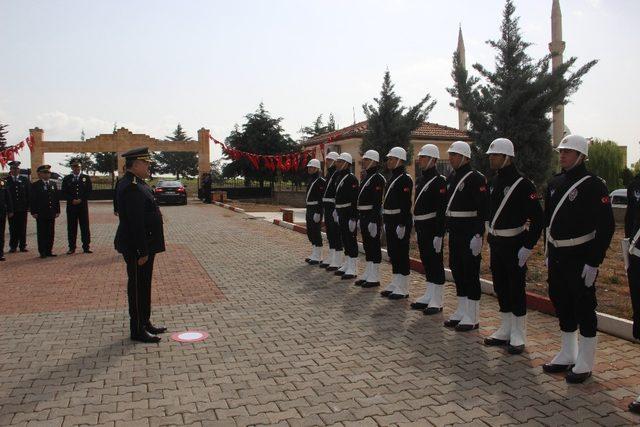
[197,128,211,180]
[550,0,566,147]
[29,128,44,181]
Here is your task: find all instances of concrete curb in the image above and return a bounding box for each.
[272,218,636,343]
[212,201,245,213]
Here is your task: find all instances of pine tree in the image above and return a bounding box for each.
[0,122,8,151]
[587,139,624,191]
[361,70,436,164]
[153,124,199,179]
[448,0,597,187]
[327,114,336,132]
[299,113,337,140]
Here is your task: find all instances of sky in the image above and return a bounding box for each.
[1,0,639,173]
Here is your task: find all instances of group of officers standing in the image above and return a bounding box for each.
[304,134,617,386]
[0,160,93,260]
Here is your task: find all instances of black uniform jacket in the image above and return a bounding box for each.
[0,179,13,215]
[625,173,640,250]
[445,163,489,235]
[322,166,338,207]
[62,173,93,205]
[382,166,413,226]
[357,167,385,224]
[305,174,326,216]
[5,174,30,212]
[30,180,60,219]
[334,169,359,220]
[413,167,446,237]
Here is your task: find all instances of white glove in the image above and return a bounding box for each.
[313,213,321,223]
[368,222,378,238]
[332,209,338,223]
[382,223,386,235]
[348,219,356,233]
[469,234,483,257]
[581,264,598,288]
[433,236,443,253]
[396,225,406,240]
[517,247,532,267]
[545,257,549,268]
[357,219,360,229]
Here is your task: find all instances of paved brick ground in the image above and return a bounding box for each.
[2,200,640,426]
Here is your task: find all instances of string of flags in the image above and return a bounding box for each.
[0,136,33,168]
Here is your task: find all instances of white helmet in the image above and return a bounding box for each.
[386,146,407,161]
[338,152,353,164]
[448,141,471,158]
[307,159,321,169]
[418,144,440,159]
[362,149,380,162]
[486,138,515,157]
[557,134,588,157]
[326,151,339,161]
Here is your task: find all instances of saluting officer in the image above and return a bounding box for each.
[62,161,93,254]
[0,176,13,261]
[380,147,413,300]
[322,152,344,271]
[6,161,30,252]
[114,147,167,343]
[542,135,614,383]
[304,159,325,265]
[355,150,386,288]
[30,165,61,258]
[333,153,359,280]
[410,144,447,314]
[483,138,543,354]
[443,141,489,331]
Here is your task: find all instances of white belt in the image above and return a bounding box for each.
[446,210,477,218]
[322,198,335,203]
[335,203,351,209]
[414,212,437,221]
[547,231,596,248]
[383,209,401,215]
[306,201,319,206]
[489,225,525,237]
[357,205,373,211]
[631,246,640,257]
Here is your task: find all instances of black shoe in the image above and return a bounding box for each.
[361,281,380,288]
[308,260,320,265]
[484,337,509,346]
[40,254,47,259]
[319,262,330,268]
[131,330,161,343]
[628,401,640,414]
[326,266,338,271]
[380,290,393,297]
[67,249,76,255]
[444,319,460,327]
[83,249,93,254]
[305,258,311,264]
[388,293,409,300]
[423,307,443,315]
[334,270,345,276]
[354,279,366,286]
[146,324,167,334]
[410,302,428,310]
[0,256,5,261]
[455,323,479,332]
[565,370,591,384]
[542,363,574,374]
[8,248,17,253]
[20,248,28,252]
[341,274,356,280]
[507,344,525,355]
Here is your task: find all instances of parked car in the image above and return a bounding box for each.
[153,180,187,205]
[610,189,627,208]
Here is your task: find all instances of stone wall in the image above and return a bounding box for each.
[272,190,306,208]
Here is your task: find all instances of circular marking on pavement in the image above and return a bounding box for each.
[171,331,209,343]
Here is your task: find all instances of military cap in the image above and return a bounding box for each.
[121,147,152,161]
[8,161,21,167]
[37,164,52,172]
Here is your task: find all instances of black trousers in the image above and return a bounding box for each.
[8,211,28,250]
[305,211,323,246]
[67,204,91,250]
[489,239,527,316]
[338,211,358,258]
[415,221,445,285]
[0,212,5,256]
[548,248,597,337]
[323,205,342,251]
[123,252,156,336]
[384,219,412,275]
[359,213,381,263]
[449,228,481,300]
[628,255,640,339]
[36,216,56,256]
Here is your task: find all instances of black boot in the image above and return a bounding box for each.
[131,330,161,343]
[484,337,509,346]
[423,307,443,315]
[565,371,591,384]
[542,363,574,373]
[146,323,167,334]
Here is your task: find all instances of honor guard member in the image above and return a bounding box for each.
[6,161,30,252]
[380,147,414,299]
[322,152,344,270]
[304,159,325,265]
[483,139,543,354]
[444,141,489,331]
[355,150,386,288]
[410,144,447,314]
[0,177,13,261]
[114,147,167,343]
[542,135,614,383]
[625,163,640,414]
[30,165,61,258]
[333,153,359,279]
[62,161,93,254]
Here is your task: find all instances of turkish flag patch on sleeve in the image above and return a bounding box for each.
[601,196,610,204]
[529,192,537,200]
[479,185,487,192]
[440,188,446,194]
[403,187,410,192]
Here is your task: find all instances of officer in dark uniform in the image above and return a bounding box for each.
[30,165,61,258]
[380,147,414,300]
[322,152,343,270]
[542,135,614,383]
[333,152,359,280]
[62,161,93,254]
[410,144,447,314]
[304,159,325,264]
[6,161,30,252]
[482,138,543,354]
[443,141,489,331]
[355,150,385,288]
[202,173,212,204]
[0,176,13,261]
[114,147,167,343]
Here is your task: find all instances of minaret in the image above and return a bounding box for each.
[549,0,566,147]
[456,25,468,131]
